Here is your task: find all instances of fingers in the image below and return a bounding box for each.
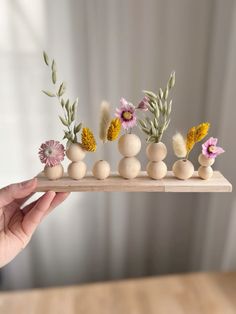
[22,192,69,216]
[44,192,70,216]
[0,178,37,208]
[17,192,36,208]
[22,191,55,236]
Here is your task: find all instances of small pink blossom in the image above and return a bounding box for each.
[116,98,137,130]
[136,96,149,111]
[202,137,225,159]
[39,140,65,167]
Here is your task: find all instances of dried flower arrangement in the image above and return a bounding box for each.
[40,51,96,180]
[92,101,121,180]
[138,72,175,179]
[38,140,65,180]
[115,97,147,179]
[36,53,226,184]
[172,122,210,180]
[198,137,224,179]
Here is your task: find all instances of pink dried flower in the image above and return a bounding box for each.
[39,140,65,167]
[115,98,137,130]
[136,96,149,111]
[202,137,225,159]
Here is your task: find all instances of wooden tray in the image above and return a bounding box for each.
[36,171,232,193]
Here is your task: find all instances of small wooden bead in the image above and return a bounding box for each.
[44,164,64,180]
[198,153,215,167]
[198,166,213,180]
[92,160,110,180]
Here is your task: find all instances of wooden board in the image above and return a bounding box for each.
[1,272,236,314]
[36,171,232,193]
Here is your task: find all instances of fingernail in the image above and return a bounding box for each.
[21,178,36,188]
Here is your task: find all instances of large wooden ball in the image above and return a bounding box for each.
[172,159,194,180]
[68,161,87,180]
[118,134,141,157]
[146,161,167,179]
[66,143,86,162]
[146,142,167,161]
[118,157,141,179]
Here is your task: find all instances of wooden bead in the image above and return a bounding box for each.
[118,134,141,157]
[172,159,194,180]
[92,160,110,180]
[118,157,141,179]
[68,161,87,180]
[146,142,167,162]
[198,153,215,167]
[146,161,167,179]
[198,166,213,180]
[44,164,64,180]
[66,143,86,162]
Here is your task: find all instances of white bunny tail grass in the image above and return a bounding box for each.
[99,100,111,143]
[172,132,187,158]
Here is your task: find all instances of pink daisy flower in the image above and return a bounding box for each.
[116,98,137,130]
[202,137,225,159]
[39,140,65,167]
[136,96,149,111]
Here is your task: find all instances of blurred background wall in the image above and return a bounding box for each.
[0,0,235,290]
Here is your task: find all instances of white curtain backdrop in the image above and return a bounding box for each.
[0,0,235,290]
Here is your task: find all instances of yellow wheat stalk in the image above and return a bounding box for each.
[107,118,121,141]
[194,122,210,142]
[186,127,196,155]
[81,127,97,152]
[186,122,210,158]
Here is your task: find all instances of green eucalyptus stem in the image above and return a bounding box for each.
[57,95,75,142]
[42,51,82,144]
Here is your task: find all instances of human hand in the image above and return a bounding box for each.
[0,178,69,268]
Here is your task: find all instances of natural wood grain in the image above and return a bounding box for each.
[1,272,236,314]
[35,171,232,193]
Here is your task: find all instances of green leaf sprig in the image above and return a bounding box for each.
[42,51,82,143]
[138,71,175,143]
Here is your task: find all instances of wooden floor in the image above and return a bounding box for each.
[1,272,236,314]
[36,171,232,193]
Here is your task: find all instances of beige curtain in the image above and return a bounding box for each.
[0,0,235,290]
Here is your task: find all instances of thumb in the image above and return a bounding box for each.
[0,178,37,207]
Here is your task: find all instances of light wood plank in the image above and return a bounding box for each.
[35,171,232,193]
[164,171,232,192]
[1,272,236,314]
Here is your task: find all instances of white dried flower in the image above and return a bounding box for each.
[172,132,187,158]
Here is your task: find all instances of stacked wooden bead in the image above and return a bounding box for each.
[146,142,167,179]
[66,143,87,179]
[198,153,214,180]
[118,134,141,179]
